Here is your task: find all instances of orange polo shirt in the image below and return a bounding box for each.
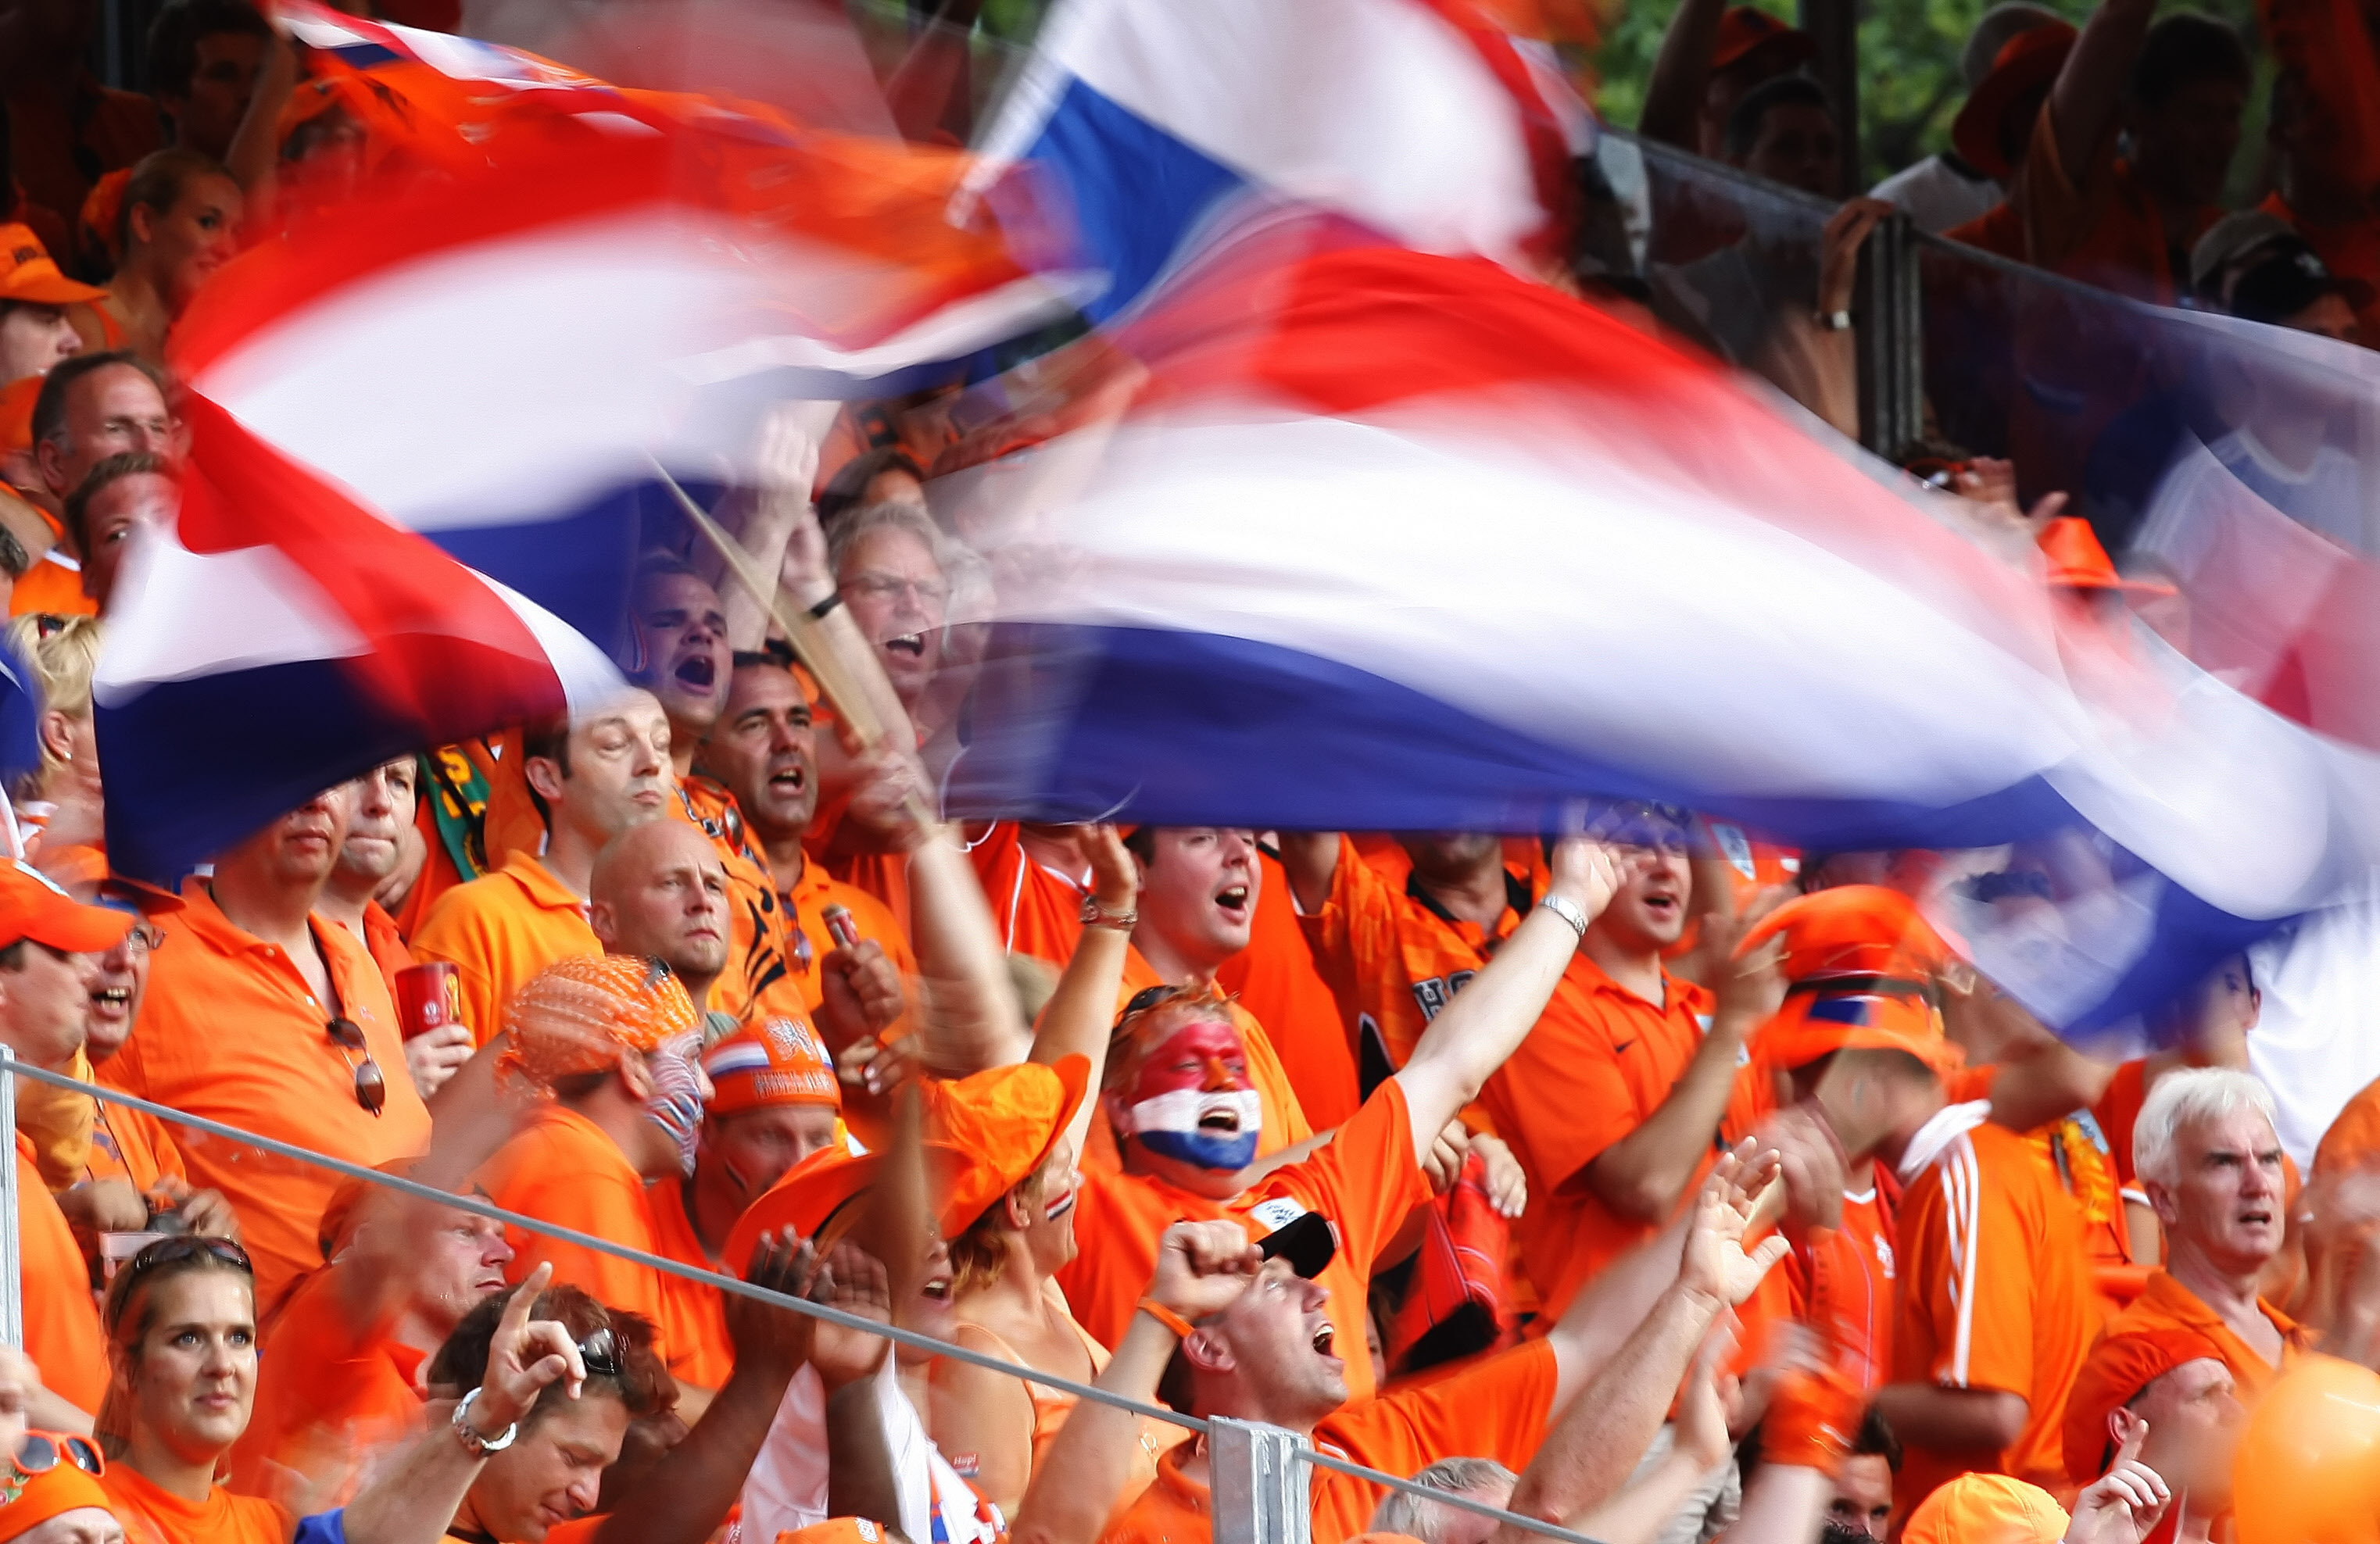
[99,884,432,1313]
[1075,954,1313,1181]
[779,858,917,1017]
[1478,955,1717,1318]
[410,850,601,1048]
[477,1104,675,1370]
[1058,1079,1430,1407]
[356,901,415,1001]
[19,1131,107,1417]
[1892,1108,2098,1517]
[1215,849,1361,1131]
[2095,1267,2306,1399]
[100,1464,295,1544]
[968,820,1085,967]
[1102,1339,1558,1544]
[646,1172,735,1391]
[83,1092,189,1194]
[231,1263,427,1512]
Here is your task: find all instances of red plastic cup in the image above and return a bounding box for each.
[395,960,464,1041]
[822,904,860,952]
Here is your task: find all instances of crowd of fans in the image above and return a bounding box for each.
[4,0,2380,1542]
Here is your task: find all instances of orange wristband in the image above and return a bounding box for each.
[1137,1299,1197,1339]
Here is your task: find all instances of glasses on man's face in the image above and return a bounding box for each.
[578,1327,622,1377]
[327,1016,387,1115]
[120,921,165,954]
[843,573,951,610]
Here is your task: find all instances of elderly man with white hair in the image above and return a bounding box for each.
[2066,1068,2307,1485]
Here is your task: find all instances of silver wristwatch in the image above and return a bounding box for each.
[1537,892,1591,942]
[453,1387,518,1457]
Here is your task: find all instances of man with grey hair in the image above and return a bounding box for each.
[2073,1067,2307,1439]
[1369,1458,1518,1544]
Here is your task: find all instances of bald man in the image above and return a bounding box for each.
[591,820,734,1024]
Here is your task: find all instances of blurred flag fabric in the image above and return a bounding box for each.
[960,0,1583,325]
[948,234,2380,1034]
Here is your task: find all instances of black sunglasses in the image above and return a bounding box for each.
[327,1016,387,1116]
[578,1326,621,1377]
[107,1235,254,1330]
[1114,983,1183,1030]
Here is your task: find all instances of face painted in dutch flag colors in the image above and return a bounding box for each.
[1122,1017,1262,1172]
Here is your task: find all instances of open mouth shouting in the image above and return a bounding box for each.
[673,650,720,697]
[1129,1088,1262,1173]
[883,632,927,658]
[1308,1316,1340,1364]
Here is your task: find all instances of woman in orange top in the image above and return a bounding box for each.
[927,827,1184,1517]
[95,1235,299,1544]
[79,148,242,366]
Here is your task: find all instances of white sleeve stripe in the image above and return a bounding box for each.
[1949,1136,1981,1388]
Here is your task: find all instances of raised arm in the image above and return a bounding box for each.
[1276,831,1341,917]
[711,407,825,654]
[1027,824,1140,1160]
[1639,0,1731,150]
[1390,834,1635,1158]
[2046,0,2157,186]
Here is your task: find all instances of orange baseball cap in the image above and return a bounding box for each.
[1902,1473,2070,1544]
[1760,989,1965,1078]
[775,1521,892,1544]
[704,1018,840,1116]
[1738,883,1957,987]
[721,1142,972,1274]
[922,1056,1091,1235]
[0,1453,114,1542]
[1952,20,2077,180]
[2040,516,2176,596]
[1711,7,1816,72]
[2061,1326,2224,1485]
[0,224,106,308]
[0,858,134,953]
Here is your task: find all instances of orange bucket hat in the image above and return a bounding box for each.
[922,1056,1092,1235]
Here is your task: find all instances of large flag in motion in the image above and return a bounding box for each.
[950,238,2380,1034]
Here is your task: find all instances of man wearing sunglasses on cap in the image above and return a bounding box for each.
[0,856,137,1435]
[101,788,432,1316]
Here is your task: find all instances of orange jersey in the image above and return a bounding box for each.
[646,1171,735,1391]
[2094,1059,2149,1195]
[231,1265,428,1512]
[1102,1340,1557,1544]
[2316,1070,2380,1178]
[1891,1106,2097,1517]
[356,902,416,1001]
[1478,955,1718,1318]
[1058,1078,1431,1406]
[676,776,800,1024]
[1215,849,1360,1131]
[968,820,1089,967]
[18,1131,108,1417]
[780,859,918,1016]
[2031,1110,2138,1313]
[102,885,432,1313]
[477,1105,674,1368]
[410,851,601,1048]
[8,548,98,619]
[100,1466,294,1544]
[2095,1267,2306,1400]
[1739,1164,1902,1393]
[1297,834,1523,1083]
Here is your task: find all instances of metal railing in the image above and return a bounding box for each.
[2,1056,1616,1544]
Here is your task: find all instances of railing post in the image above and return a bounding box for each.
[1208,1418,1312,1544]
[0,1046,20,1349]
[1857,209,1925,457]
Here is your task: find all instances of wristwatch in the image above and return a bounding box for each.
[452,1388,518,1457]
[1081,895,1139,931]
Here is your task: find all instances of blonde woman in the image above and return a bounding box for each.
[5,612,107,885]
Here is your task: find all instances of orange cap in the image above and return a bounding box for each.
[0,858,134,953]
[922,1056,1091,1235]
[721,1142,972,1274]
[1759,989,1965,1078]
[1902,1474,2070,1544]
[775,1521,891,1544]
[1711,7,1816,71]
[2061,1326,2224,1485]
[0,1459,113,1542]
[496,954,701,1094]
[704,1018,840,1116]
[1738,884,1956,987]
[0,224,106,307]
[2040,516,2177,596]
[1951,21,2077,180]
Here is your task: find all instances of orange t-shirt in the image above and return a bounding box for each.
[9,548,98,618]
[357,902,416,1002]
[1296,834,1523,1089]
[231,1263,428,1512]
[410,850,601,1048]
[18,1131,107,1417]
[1478,955,1717,1318]
[675,776,800,1025]
[2316,1070,2380,1178]
[1214,849,1360,1131]
[477,1104,673,1366]
[1076,954,1314,1179]
[967,820,1086,967]
[84,1092,190,1194]
[99,884,432,1313]
[780,858,918,1018]
[1101,1340,1559,1544]
[1058,1079,1430,1407]
[1891,1107,2098,1517]
[646,1171,735,1391]
[99,1464,295,1544]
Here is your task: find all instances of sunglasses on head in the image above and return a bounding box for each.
[578,1326,621,1378]
[106,1235,253,1328]
[1114,983,1183,1031]
[0,1430,105,1504]
[327,1015,387,1116]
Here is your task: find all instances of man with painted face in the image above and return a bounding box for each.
[473,954,714,1402]
[1054,831,1641,1405]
